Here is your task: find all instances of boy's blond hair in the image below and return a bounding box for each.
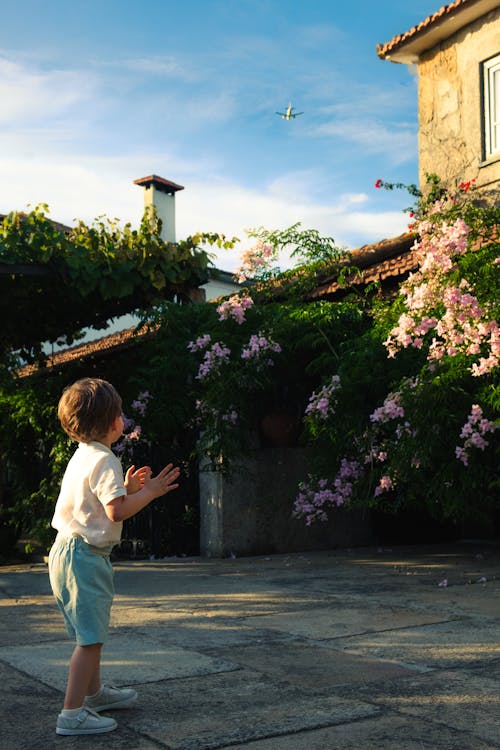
[58,378,122,443]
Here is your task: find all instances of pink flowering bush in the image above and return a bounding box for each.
[455,404,498,466]
[235,241,278,282]
[235,222,344,283]
[241,333,281,365]
[216,294,254,323]
[294,176,499,528]
[114,391,152,462]
[185,297,286,469]
[305,375,341,423]
[293,459,362,525]
[384,216,499,377]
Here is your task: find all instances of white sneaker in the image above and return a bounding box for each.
[84,683,138,711]
[56,707,117,735]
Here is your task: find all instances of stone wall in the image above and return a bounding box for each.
[199,448,374,558]
[418,7,500,192]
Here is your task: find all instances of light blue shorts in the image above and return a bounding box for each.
[48,533,114,646]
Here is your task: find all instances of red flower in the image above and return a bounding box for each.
[458,178,475,193]
[375,179,383,189]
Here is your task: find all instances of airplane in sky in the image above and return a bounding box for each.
[275,103,304,120]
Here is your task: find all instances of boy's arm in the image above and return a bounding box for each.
[104,463,180,522]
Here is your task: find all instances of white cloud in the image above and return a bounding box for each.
[108,55,198,81]
[0,57,95,124]
[177,177,409,271]
[312,117,416,164]
[0,154,409,273]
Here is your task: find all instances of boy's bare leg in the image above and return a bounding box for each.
[64,643,102,709]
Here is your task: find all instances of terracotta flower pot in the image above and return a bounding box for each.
[260,411,300,448]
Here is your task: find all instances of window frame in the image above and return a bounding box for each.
[482,53,500,161]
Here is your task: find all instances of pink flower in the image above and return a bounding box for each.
[216,294,254,324]
[370,392,405,423]
[241,333,281,363]
[293,460,362,524]
[374,475,394,496]
[196,341,231,380]
[305,375,341,420]
[384,217,498,377]
[188,334,212,352]
[235,241,277,281]
[455,404,497,466]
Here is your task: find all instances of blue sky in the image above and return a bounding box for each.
[0,0,443,270]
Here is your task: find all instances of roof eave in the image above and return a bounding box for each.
[377,0,499,64]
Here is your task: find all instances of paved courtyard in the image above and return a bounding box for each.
[1,542,500,749]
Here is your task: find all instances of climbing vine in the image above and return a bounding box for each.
[0,204,236,366]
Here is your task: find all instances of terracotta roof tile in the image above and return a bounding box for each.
[310,232,417,298]
[377,0,488,60]
[16,325,155,379]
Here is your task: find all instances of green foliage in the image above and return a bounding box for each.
[0,204,234,365]
[248,222,345,264]
[241,222,350,297]
[0,381,73,551]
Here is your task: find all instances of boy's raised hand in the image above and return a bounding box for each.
[144,463,181,500]
[125,464,151,494]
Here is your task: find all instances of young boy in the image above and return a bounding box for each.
[48,377,180,736]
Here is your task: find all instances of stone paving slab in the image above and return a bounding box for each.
[128,669,380,750]
[111,591,323,623]
[340,583,500,619]
[0,597,66,645]
[241,605,452,639]
[210,641,416,690]
[218,714,500,750]
[333,619,500,670]
[354,668,500,746]
[0,634,239,692]
[0,660,162,750]
[131,621,291,650]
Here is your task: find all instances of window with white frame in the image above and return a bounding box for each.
[483,53,500,160]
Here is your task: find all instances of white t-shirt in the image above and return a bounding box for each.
[52,441,125,548]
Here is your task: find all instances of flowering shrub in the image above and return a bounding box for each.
[216,294,254,323]
[455,404,498,466]
[3,174,497,553]
[240,333,281,364]
[235,222,344,283]
[294,176,499,527]
[383,217,499,377]
[114,391,152,461]
[293,459,362,525]
[235,241,278,282]
[183,295,286,469]
[305,375,341,421]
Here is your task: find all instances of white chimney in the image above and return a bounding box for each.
[133,174,184,243]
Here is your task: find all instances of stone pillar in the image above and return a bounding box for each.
[199,448,374,558]
[199,469,225,557]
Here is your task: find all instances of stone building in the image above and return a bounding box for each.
[377,0,500,196]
